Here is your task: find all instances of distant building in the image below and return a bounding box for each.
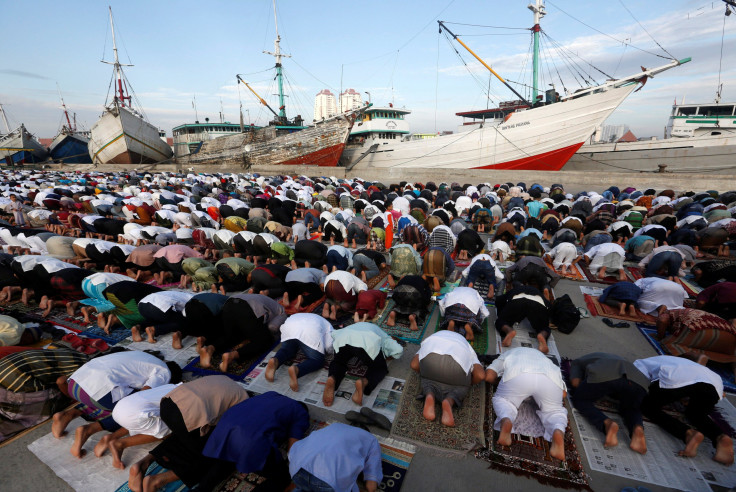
[314,89,336,121]
[617,130,637,143]
[599,124,630,143]
[339,88,362,113]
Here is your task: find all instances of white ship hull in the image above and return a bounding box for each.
[565,128,736,174]
[88,106,173,164]
[0,124,48,164]
[346,83,638,171]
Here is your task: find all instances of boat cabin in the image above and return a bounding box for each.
[667,102,736,138]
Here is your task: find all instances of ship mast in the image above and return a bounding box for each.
[0,101,10,134]
[528,0,546,103]
[103,7,133,109]
[263,0,290,123]
[57,83,73,132]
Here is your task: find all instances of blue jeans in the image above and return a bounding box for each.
[304,212,319,230]
[326,250,349,271]
[645,251,682,278]
[274,339,325,377]
[466,260,497,288]
[292,468,335,492]
[353,254,379,279]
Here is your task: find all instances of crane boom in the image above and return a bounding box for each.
[236,75,279,119]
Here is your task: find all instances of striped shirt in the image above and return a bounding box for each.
[0,349,88,393]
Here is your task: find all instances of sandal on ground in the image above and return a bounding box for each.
[602,318,630,328]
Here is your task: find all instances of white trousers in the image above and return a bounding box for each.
[493,372,568,441]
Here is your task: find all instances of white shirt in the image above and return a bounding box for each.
[634,277,687,314]
[70,351,171,402]
[111,383,179,438]
[140,291,194,313]
[585,242,625,259]
[323,270,367,294]
[634,356,723,399]
[418,330,480,375]
[491,240,513,261]
[634,224,667,237]
[85,272,133,287]
[280,313,334,354]
[439,286,490,319]
[489,347,565,391]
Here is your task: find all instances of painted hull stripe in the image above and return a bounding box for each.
[93,133,170,161]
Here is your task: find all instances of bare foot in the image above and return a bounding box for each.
[323,376,336,406]
[352,378,364,405]
[537,334,549,354]
[603,420,619,448]
[322,303,330,318]
[288,365,299,392]
[679,429,704,458]
[196,336,205,352]
[440,399,455,427]
[94,433,113,457]
[70,424,94,458]
[502,330,516,347]
[497,418,513,446]
[618,270,627,281]
[628,305,638,317]
[386,311,396,327]
[423,394,436,421]
[550,429,565,461]
[465,324,474,342]
[629,426,647,454]
[171,331,183,350]
[130,326,143,343]
[714,435,734,465]
[145,326,156,344]
[199,345,215,368]
[110,439,126,470]
[219,351,233,372]
[330,304,338,321]
[52,410,74,438]
[408,314,418,331]
[265,358,278,382]
[128,462,144,492]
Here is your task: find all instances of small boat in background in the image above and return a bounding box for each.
[88,8,172,165]
[48,88,92,164]
[0,103,48,165]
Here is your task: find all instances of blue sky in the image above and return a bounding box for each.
[1,0,734,140]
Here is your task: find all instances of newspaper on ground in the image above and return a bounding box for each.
[243,350,405,421]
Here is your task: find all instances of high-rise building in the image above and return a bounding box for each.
[313,89,336,121]
[339,88,362,113]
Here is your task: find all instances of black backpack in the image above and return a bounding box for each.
[550,294,581,334]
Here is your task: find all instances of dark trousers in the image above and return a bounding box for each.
[328,345,387,395]
[138,303,184,336]
[645,251,682,278]
[642,381,723,447]
[284,281,324,306]
[495,298,549,338]
[218,298,274,359]
[572,377,646,435]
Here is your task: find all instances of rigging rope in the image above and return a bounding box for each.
[546,0,673,60]
[617,0,678,60]
[716,10,728,102]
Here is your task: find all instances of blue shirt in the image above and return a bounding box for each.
[598,281,643,304]
[288,423,382,492]
[202,392,309,473]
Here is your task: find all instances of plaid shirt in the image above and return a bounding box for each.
[0,349,88,393]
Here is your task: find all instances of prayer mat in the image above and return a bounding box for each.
[79,323,131,345]
[376,301,438,344]
[366,264,391,290]
[544,257,586,281]
[283,295,326,316]
[434,314,491,355]
[115,463,187,492]
[435,279,461,301]
[581,264,631,284]
[0,304,86,334]
[626,266,644,281]
[583,294,657,325]
[637,324,736,394]
[475,383,591,491]
[460,275,496,300]
[183,341,276,381]
[144,279,183,289]
[676,276,703,298]
[390,370,486,454]
[377,436,417,492]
